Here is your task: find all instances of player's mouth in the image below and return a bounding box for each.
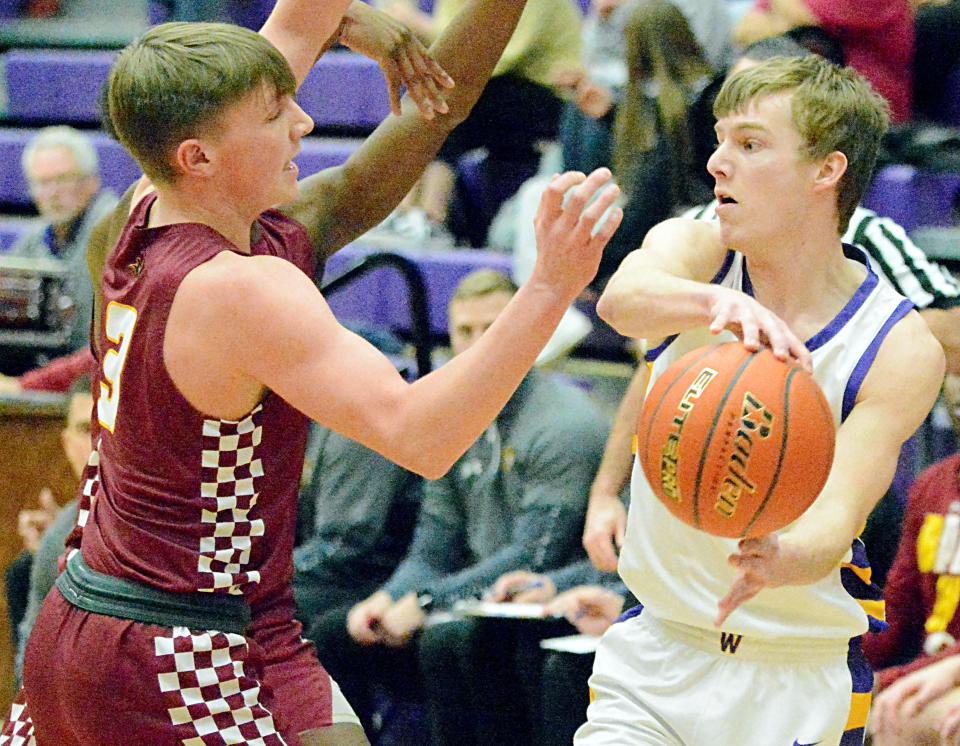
[715,190,738,206]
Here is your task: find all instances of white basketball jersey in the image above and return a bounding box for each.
[620,245,914,639]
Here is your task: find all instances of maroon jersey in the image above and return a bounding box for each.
[83,192,314,609]
[11,194,338,742]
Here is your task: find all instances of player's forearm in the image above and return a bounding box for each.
[589,364,648,501]
[259,0,353,86]
[389,281,569,479]
[597,266,721,341]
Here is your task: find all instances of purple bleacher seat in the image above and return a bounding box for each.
[451,149,538,247]
[0,128,138,208]
[6,49,114,125]
[297,51,390,130]
[0,0,20,18]
[5,47,387,131]
[0,220,37,253]
[863,164,960,232]
[0,127,359,208]
[324,243,511,336]
[226,0,272,30]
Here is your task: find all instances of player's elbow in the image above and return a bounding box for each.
[596,284,635,336]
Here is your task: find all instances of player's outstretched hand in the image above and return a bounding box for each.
[582,495,626,573]
[708,287,812,373]
[532,168,623,302]
[716,534,801,627]
[869,655,960,740]
[340,2,454,118]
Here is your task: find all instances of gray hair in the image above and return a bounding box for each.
[21,126,99,178]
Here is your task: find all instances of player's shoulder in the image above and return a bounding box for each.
[869,308,945,398]
[644,216,721,249]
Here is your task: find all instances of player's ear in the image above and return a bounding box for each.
[813,151,847,193]
[173,138,212,179]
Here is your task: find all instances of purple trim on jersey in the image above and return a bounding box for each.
[613,602,644,625]
[644,252,737,363]
[644,336,676,363]
[841,299,914,422]
[838,638,872,745]
[710,250,736,286]
[840,727,866,746]
[805,246,878,353]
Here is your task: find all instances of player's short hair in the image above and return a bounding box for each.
[22,126,99,180]
[451,270,518,304]
[714,55,889,233]
[107,22,296,183]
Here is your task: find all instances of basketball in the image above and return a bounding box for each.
[637,342,835,539]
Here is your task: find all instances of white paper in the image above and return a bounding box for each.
[539,634,600,655]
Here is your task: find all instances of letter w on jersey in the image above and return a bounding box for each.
[719,632,743,654]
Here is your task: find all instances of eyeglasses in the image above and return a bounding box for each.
[27,172,89,192]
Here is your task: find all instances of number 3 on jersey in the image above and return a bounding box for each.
[98,301,138,433]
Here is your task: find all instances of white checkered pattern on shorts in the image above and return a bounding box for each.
[0,700,36,746]
[197,407,265,595]
[77,439,101,529]
[155,627,287,746]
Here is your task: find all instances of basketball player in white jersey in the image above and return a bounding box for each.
[576,56,945,745]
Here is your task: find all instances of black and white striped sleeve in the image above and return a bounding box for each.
[845,207,960,310]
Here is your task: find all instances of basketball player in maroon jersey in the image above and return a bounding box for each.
[1,2,624,746]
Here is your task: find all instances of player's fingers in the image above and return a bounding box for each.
[395,53,433,119]
[563,168,614,223]
[715,573,759,628]
[709,306,731,336]
[38,487,56,510]
[584,534,619,573]
[406,48,450,113]
[538,172,586,220]
[386,70,404,118]
[939,705,960,743]
[739,316,761,350]
[614,509,627,550]
[422,51,455,89]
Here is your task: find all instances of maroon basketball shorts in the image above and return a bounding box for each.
[3,589,335,745]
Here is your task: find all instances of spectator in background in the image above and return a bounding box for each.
[558,0,731,179]
[10,127,118,354]
[913,0,960,124]
[11,382,93,685]
[479,558,632,745]
[375,0,583,239]
[308,269,610,744]
[733,0,914,123]
[594,0,713,288]
[867,380,960,743]
[293,424,423,625]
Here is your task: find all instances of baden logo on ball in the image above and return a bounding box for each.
[639,342,835,539]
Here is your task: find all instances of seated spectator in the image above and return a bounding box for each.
[12,382,93,685]
[307,269,610,743]
[375,0,583,241]
[481,559,632,746]
[733,0,914,123]
[866,388,960,743]
[9,127,118,357]
[292,423,423,624]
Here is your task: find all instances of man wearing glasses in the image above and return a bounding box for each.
[11,126,118,354]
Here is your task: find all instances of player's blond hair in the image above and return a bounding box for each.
[107,22,296,183]
[451,270,518,304]
[714,55,889,234]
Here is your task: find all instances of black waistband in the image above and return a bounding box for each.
[56,552,251,635]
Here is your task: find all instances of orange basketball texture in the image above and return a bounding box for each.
[637,342,836,538]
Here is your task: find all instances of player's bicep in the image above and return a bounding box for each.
[230,259,409,455]
[826,315,945,524]
[609,218,726,286]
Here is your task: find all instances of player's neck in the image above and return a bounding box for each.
[746,231,865,335]
[147,183,258,253]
